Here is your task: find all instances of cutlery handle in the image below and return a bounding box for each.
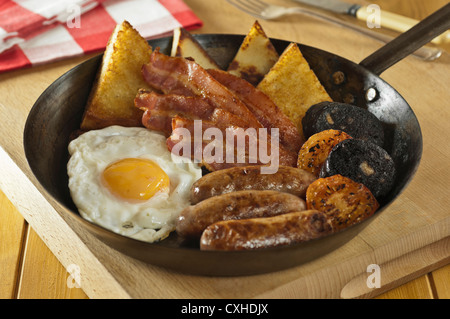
[354,5,450,44]
[292,7,443,62]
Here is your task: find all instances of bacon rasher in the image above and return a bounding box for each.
[207,69,304,154]
[141,49,263,129]
[135,90,251,136]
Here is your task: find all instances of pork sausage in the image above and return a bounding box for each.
[190,165,316,204]
[200,210,333,250]
[176,190,307,238]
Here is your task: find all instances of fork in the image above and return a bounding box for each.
[226,0,442,61]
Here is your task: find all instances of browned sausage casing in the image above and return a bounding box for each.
[200,210,333,251]
[190,165,316,204]
[176,190,306,238]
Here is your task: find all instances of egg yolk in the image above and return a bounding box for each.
[102,158,170,202]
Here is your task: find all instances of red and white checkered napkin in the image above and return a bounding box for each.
[0,0,203,73]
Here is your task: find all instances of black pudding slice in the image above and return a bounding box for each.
[302,101,385,147]
[320,139,396,199]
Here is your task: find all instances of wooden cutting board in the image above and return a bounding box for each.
[0,0,449,299]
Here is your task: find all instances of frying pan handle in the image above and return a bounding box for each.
[359,3,450,75]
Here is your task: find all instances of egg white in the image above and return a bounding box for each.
[67,126,202,243]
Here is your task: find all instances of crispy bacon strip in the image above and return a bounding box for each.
[209,108,251,129]
[140,110,173,136]
[135,90,213,135]
[135,90,251,136]
[135,89,215,118]
[207,69,304,154]
[142,49,263,129]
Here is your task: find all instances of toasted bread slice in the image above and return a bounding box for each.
[227,21,279,86]
[257,43,332,138]
[171,27,220,69]
[80,20,152,130]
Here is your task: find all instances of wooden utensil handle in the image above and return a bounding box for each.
[355,5,450,44]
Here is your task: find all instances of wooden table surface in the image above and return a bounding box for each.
[1,0,449,299]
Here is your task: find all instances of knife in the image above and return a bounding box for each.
[292,0,449,44]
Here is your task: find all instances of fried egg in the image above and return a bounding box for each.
[67,126,202,243]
